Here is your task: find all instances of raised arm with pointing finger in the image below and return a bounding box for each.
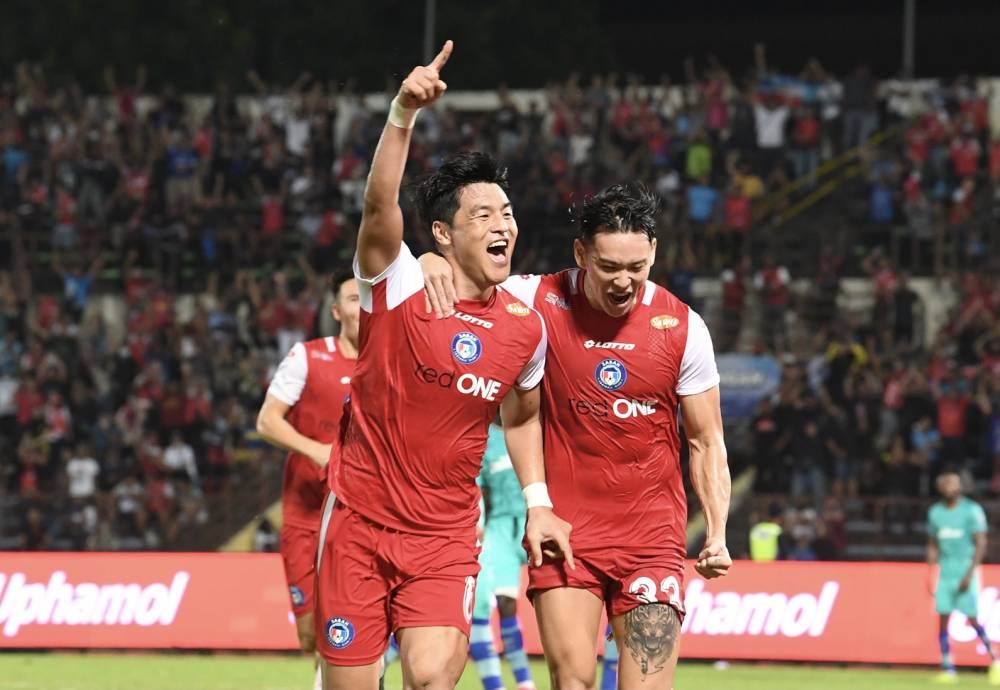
[356,40,452,279]
[315,43,573,690]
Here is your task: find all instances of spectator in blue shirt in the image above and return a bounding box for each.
[686,175,719,260]
[870,176,895,223]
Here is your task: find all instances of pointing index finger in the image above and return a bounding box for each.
[428,40,453,72]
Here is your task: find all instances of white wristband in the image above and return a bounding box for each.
[522,482,553,509]
[388,97,420,130]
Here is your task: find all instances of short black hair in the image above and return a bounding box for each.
[939,464,962,478]
[330,271,355,298]
[577,183,660,243]
[412,151,510,229]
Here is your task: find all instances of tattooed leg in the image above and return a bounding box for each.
[611,604,680,688]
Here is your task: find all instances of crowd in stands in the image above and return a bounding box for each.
[0,49,996,553]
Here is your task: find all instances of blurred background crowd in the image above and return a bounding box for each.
[1,34,998,560]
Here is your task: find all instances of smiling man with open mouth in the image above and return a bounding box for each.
[421,182,732,690]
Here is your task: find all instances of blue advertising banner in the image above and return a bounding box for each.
[716,354,781,420]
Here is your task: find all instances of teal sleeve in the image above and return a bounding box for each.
[971,503,988,534]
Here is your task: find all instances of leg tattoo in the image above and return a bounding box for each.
[622,604,679,681]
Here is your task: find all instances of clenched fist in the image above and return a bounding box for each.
[398,40,453,109]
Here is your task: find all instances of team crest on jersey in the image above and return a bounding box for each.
[595,358,627,391]
[289,585,305,608]
[651,314,680,330]
[506,302,530,316]
[326,617,355,649]
[451,331,483,364]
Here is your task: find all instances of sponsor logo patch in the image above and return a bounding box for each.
[651,314,680,330]
[289,585,305,608]
[544,292,571,310]
[506,302,530,316]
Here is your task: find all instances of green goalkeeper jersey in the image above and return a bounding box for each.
[479,424,525,520]
[928,497,987,579]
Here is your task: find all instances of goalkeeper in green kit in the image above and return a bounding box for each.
[927,466,1000,685]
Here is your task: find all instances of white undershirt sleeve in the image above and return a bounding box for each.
[267,342,309,406]
[500,274,543,307]
[676,308,721,396]
[515,314,547,390]
[353,242,425,313]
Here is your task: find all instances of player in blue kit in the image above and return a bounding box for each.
[927,467,1000,685]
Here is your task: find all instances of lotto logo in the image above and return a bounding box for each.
[452,311,494,330]
[584,340,635,351]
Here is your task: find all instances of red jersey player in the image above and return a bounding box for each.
[256,273,359,664]
[315,42,573,690]
[423,184,732,690]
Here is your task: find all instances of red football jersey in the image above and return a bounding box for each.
[266,336,354,531]
[337,244,546,535]
[503,270,720,551]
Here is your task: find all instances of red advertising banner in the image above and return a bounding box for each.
[0,552,297,649]
[1,553,997,667]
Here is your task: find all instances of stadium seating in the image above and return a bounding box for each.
[1,62,997,559]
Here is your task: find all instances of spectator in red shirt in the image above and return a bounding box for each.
[949,127,981,180]
[43,391,72,447]
[989,137,1000,183]
[905,122,929,166]
[790,105,821,186]
[936,374,970,462]
[14,374,44,427]
[159,382,187,432]
[720,182,752,265]
[754,254,791,352]
[718,258,749,352]
[145,470,176,541]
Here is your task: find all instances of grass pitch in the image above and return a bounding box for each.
[0,653,993,689]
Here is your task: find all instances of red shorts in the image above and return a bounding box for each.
[527,545,686,620]
[315,500,480,665]
[280,524,319,618]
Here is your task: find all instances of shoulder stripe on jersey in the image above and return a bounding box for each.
[567,268,580,295]
[641,281,657,306]
[325,336,336,352]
